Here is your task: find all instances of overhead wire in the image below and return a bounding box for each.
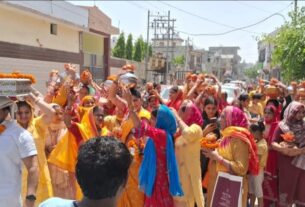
[127,1,149,12]
[233,0,273,14]
[157,0,256,34]
[175,2,292,36]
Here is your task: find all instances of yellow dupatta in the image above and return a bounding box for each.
[48,107,108,172]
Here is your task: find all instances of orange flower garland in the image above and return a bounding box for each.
[200,133,219,149]
[0,72,36,84]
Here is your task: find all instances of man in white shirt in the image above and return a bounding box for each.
[0,97,38,207]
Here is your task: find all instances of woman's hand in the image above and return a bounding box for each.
[202,148,221,161]
[281,146,303,157]
[202,123,217,136]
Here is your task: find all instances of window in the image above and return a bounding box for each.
[50,23,57,35]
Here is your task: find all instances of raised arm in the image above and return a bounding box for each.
[108,81,128,111]
[26,91,56,123]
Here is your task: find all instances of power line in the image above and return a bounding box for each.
[157,0,256,34]
[127,1,149,11]
[175,4,291,37]
[143,1,166,14]
[234,0,273,14]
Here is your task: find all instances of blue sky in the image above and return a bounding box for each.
[69,1,304,63]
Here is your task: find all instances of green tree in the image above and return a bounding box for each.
[173,55,185,66]
[261,8,305,82]
[142,42,153,60]
[112,32,125,58]
[125,34,133,60]
[133,36,144,62]
[244,66,259,80]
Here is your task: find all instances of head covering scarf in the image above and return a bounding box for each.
[223,106,248,128]
[185,102,203,126]
[264,104,279,124]
[279,101,305,146]
[221,106,259,175]
[139,105,183,197]
[167,87,183,111]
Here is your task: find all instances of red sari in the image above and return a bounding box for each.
[135,122,173,207]
[263,105,279,206]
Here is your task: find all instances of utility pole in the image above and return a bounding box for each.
[165,10,170,84]
[149,11,176,84]
[184,36,189,71]
[144,10,150,82]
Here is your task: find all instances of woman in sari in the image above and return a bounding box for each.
[203,106,259,207]
[44,104,73,199]
[123,87,183,207]
[262,105,279,206]
[17,94,55,206]
[48,105,109,199]
[172,100,205,207]
[271,101,305,207]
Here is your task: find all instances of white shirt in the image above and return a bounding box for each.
[0,120,37,207]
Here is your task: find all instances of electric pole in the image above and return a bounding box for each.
[148,11,176,84]
[184,36,189,71]
[144,10,150,82]
[165,11,170,84]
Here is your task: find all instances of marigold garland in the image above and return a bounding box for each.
[200,133,219,149]
[0,72,36,84]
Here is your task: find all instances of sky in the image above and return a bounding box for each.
[69,1,305,64]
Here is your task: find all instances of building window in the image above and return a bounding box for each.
[50,23,57,35]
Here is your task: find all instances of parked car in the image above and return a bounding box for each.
[221,85,241,105]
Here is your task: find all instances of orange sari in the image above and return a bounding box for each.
[48,107,108,199]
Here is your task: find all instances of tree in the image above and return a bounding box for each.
[125,34,133,60]
[112,32,125,58]
[244,65,260,80]
[133,36,144,62]
[142,42,153,60]
[173,55,185,66]
[261,8,305,82]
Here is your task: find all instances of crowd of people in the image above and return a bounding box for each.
[0,63,305,207]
